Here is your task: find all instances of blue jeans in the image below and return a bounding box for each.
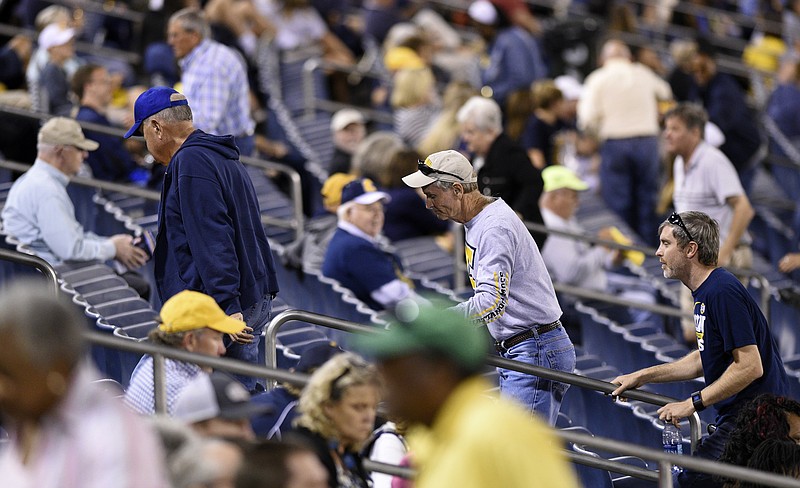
[225,294,273,391]
[497,327,576,425]
[599,136,660,245]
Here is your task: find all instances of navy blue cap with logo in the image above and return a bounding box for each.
[124,86,189,138]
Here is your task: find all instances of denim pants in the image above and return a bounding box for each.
[497,327,576,426]
[224,294,273,391]
[599,136,660,245]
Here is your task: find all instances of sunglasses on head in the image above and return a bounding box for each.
[417,160,465,181]
[668,212,695,242]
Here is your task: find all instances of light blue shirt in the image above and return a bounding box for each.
[1,159,116,264]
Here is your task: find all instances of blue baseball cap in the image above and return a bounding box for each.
[124,86,189,138]
[340,178,390,206]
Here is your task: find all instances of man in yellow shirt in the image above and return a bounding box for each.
[360,303,579,487]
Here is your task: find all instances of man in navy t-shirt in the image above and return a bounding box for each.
[611,210,787,487]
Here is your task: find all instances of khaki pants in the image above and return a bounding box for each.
[680,246,753,343]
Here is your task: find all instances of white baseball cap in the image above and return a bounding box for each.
[173,371,271,424]
[402,150,477,188]
[330,109,366,132]
[38,23,75,50]
[468,0,498,25]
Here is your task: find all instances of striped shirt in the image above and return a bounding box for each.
[124,356,202,415]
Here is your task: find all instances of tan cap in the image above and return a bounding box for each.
[402,150,477,188]
[38,117,99,151]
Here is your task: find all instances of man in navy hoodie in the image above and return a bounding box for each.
[125,86,279,392]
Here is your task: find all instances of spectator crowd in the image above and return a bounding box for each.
[1,0,800,486]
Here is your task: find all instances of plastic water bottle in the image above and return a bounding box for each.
[662,423,683,474]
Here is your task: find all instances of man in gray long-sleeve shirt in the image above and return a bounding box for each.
[1,117,147,270]
[403,150,575,425]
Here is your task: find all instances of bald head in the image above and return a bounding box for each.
[601,40,631,64]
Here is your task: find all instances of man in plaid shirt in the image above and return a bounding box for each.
[167,7,255,156]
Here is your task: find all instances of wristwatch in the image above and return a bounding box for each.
[691,390,706,412]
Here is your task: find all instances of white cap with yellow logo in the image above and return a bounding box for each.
[402,150,477,188]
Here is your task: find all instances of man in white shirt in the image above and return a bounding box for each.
[403,150,575,424]
[539,165,657,329]
[578,39,673,243]
[663,102,754,343]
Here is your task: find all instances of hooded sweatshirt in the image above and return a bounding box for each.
[154,130,278,313]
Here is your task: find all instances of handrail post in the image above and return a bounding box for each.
[302,59,320,120]
[153,353,167,415]
[264,310,286,390]
[658,461,675,487]
[0,248,59,295]
[688,413,702,454]
[287,169,305,242]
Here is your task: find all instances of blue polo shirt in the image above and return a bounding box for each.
[693,268,788,423]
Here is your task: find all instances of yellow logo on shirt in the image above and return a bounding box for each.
[465,241,476,289]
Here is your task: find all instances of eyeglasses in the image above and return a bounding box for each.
[417,160,464,181]
[668,212,695,242]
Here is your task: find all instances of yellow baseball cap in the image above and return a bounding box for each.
[542,165,589,193]
[158,290,246,334]
[321,173,358,209]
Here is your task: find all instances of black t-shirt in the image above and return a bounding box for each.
[519,114,561,167]
[692,268,788,423]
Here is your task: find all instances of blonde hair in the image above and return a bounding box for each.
[391,68,435,109]
[295,353,381,444]
[531,80,563,110]
[418,81,479,156]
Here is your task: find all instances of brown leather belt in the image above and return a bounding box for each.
[495,320,562,353]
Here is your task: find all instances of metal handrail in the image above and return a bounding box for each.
[0,159,162,200]
[0,23,142,65]
[0,247,59,294]
[561,430,800,488]
[84,328,656,481]
[81,323,800,486]
[522,220,772,315]
[301,58,394,123]
[241,155,305,242]
[0,103,306,240]
[555,283,687,318]
[84,328,661,482]
[264,309,704,449]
